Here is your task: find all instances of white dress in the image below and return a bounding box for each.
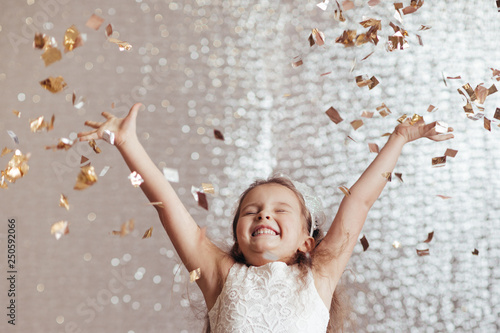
[208,261,330,332]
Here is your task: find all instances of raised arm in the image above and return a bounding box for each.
[77,104,231,307]
[316,119,454,286]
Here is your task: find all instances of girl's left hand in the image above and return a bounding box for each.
[394,118,454,144]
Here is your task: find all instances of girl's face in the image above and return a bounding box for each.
[235,183,314,266]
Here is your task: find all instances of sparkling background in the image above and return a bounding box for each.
[1,0,500,332]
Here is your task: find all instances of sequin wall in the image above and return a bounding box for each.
[1,0,500,332]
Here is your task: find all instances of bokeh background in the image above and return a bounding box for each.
[1,0,500,332]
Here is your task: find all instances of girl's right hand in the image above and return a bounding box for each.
[77,103,142,147]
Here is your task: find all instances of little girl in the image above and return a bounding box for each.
[78,103,453,332]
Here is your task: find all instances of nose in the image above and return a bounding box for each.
[258,214,270,220]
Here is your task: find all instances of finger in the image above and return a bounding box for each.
[77,130,96,137]
[448,127,454,132]
[101,111,114,119]
[127,103,142,120]
[429,133,454,141]
[84,120,103,129]
[78,132,99,142]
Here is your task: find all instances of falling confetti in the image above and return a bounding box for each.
[142,227,153,239]
[30,115,55,132]
[108,38,132,51]
[7,131,19,144]
[99,166,110,177]
[325,107,343,124]
[74,164,97,190]
[102,130,115,145]
[51,221,69,240]
[128,171,144,187]
[202,183,215,194]
[1,148,13,157]
[444,149,458,158]
[472,248,479,256]
[163,167,179,183]
[436,195,452,199]
[291,56,303,68]
[12,110,21,118]
[112,219,135,237]
[3,150,30,183]
[355,75,379,89]
[316,0,329,11]
[432,156,446,168]
[394,173,403,183]
[59,194,69,210]
[89,140,102,154]
[64,25,84,52]
[423,231,434,243]
[416,248,430,256]
[360,235,369,251]
[40,76,67,93]
[339,185,351,196]
[189,268,201,282]
[350,119,364,130]
[392,241,401,248]
[214,129,225,141]
[368,143,379,153]
[41,46,62,66]
[377,103,391,117]
[85,14,105,30]
[382,172,392,182]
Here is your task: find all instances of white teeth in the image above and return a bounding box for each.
[252,228,277,236]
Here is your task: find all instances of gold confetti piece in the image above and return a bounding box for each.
[402,0,424,15]
[387,33,406,51]
[80,155,90,166]
[214,129,225,141]
[51,221,69,240]
[427,105,438,113]
[34,33,46,49]
[1,147,13,157]
[418,25,432,31]
[346,135,357,143]
[432,156,446,168]
[74,164,97,190]
[359,18,381,45]
[350,58,356,72]
[86,14,105,30]
[488,84,497,96]
[308,33,315,47]
[376,103,391,117]
[4,150,30,183]
[360,235,369,251]
[202,183,215,194]
[392,241,401,248]
[368,143,379,153]
[316,0,329,11]
[291,56,303,68]
[64,25,83,52]
[472,248,479,256]
[484,117,491,131]
[102,130,115,145]
[72,92,86,109]
[491,68,500,81]
[381,133,391,137]
[89,140,101,154]
[416,248,430,256]
[29,115,55,132]
[41,46,62,66]
[423,231,434,243]
[382,172,392,182]
[335,29,357,47]
[474,84,489,104]
[342,0,354,10]
[40,76,67,93]
[333,1,345,22]
[361,51,374,61]
[0,172,8,189]
[107,37,132,51]
[397,114,407,124]
[409,114,423,125]
[436,195,452,199]
[283,93,291,97]
[112,219,134,237]
[312,28,325,46]
[142,227,153,239]
[350,119,363,130]
[462,83,477,101]
[320,71,332,76]
[325,107,343,124]
[355,75,379,89]
[105,24,113,37]
[189,268,201,282]
[444,149,457,158]
[361,111,374,118]
[7,131,19,145]
[446,76,461,80]
[128,171,144,187]
[416,35,423,46]
[338,185,351,196]
[45,138,74,150]
[494,108,500,121]
[197,192,208,210]
[12,110,21,118]
[367,0,380,6]
[59,194,69,210]
[394,172,403,182]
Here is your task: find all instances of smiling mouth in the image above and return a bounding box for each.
[252,228,279,237]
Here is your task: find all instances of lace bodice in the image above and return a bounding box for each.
[208,261,329,332]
